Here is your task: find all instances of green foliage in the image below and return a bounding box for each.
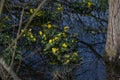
[21,24,82,65]
[2,49,22,65]
[69,1,95,14]
[0,0,108,66]
[0,33,13,48]
[98,0,108,11]
[0,33,22,65]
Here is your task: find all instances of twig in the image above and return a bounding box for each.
[0,57,21,80]
[10,8,24,68]
[0,0,5,16]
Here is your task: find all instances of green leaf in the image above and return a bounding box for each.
[44,43,52,50]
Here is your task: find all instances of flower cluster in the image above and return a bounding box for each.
[21,23,81,65]
[57,4,63,11]
[38,23,81,65]
[21,28,36,42]
[29,8,43,16]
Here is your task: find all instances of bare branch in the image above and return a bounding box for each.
[0,57,21,80]
[10,8,24,68]
[5,0,47,51]
[0,0,5,16]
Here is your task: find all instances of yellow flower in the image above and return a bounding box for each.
[21,29,25,33]
[23,34,26,37]
[52,48,59,54]
[66,59,70,64]
[64,26,69,32]
[87,1,92,8]
[37,14,42,16]
[33,38,36,42]
[39,31,42,35]
[57,6,63,11]
[49,39,53,43]
[29,28,32,31]
[30,34,34,38]
[47,24,52,28]
[52,39,55,41]
[30,9,34,13]
[35,12,42,16]
[43,34,46,40]
[54,37,59,40]
[62,43,67,48]
[57,33,62,36]
[43,34,46,37]
[73,52,78,56]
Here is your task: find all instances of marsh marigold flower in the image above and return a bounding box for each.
[54,37,59,40]
[57,6,63,11]
[30,35,34,38]
[57,33,62,36]
[49,39,53,43]
[52,48,59,54]
[62,43,67,48]
[39,31,42,35]
[35,12,42,16]
[64,26,69,32]
[23,34,26,37]
[29,28,32,32]
[30,9,34,13]
[73,52,78,56]
[21,29,25,33]
[47,24,52,28]
[87,1,92,8]
[43,34,46,37]
[66,59,70,64]
[33,38,36,42]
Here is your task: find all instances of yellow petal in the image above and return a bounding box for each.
[39,31,42,35]
[62,43,67,48]
[29,28,32,31]
[57,7,63,11]
[30,9,33,13]
[48,24,52,28]
[33,38,36,42]
[49,39,53,43]
[21,29,24,33]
